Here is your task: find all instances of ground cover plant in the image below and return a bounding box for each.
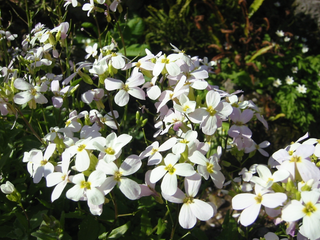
[1,0,320,239]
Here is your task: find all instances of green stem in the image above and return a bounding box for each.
[16,108,43,144]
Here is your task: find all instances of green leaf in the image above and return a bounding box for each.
[156,218,166,235]
[127,17,145,36]
[31,231,59,240]
[119,44,150,57]
[106,222,130,239]
[248,0,265,18]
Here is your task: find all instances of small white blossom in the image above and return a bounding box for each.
[296,84,307,94]
[285,76,294,85]
[276,30,284,37]
[273,79,282,87]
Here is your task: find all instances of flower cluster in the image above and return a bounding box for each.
[3,1,318,238]
[233,133,320,240]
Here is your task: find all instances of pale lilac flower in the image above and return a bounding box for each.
[172,130,197,154]
[81,88,104,105]
[13,78,48,107]
[232,184,287,226]
[162,173,215,229]
[228,108,254,139]
[245,140,270,157]
[110,0,121,12]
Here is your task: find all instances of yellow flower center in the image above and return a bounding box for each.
[165,164,176,175]
[77,144,86,152]
[80,180,91,189]
[65,120,71,127]
[206,105,216,116]
[105,147,115,155]
[161,58,170,64]
[114,171,122,181]
[290,155,302,163]
[31,88,37,96]
[41,159,48,166]
[151,148,158,155]
[183,196,194,204]
[206,162,214,174]
[303,202,317,216]
[254,193,262,204]
[182,105,190,112]
[123,84,130,92]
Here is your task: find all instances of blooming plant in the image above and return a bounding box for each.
[1,1,320,240]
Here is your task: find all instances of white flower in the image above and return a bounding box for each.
[285,76,294,85]
[82,0,95,17]
[91,132,132,163]
[46,152,71,202]
[65,137,95,172]
[296,84,307,94]
[150,153,195,195]
[276,30,284,37]
[153,53,181,77]
[97,155,142,200]
[284,37,291,42]
[250,164,290,189]
[302,45,309,53]
[188,90,233,135]
[273,79,282,87]
[162,173,215,229]
[292,67,298,73]
[232,184,287,226]
[282,191,320,240]
[66,170,106,206]
[173,94,196,114]
[85,43,98,59]
[32,144,56,183]
[197,153,225,189]
[13,78,48,108]
[1,181,15,194]
[105,72,145,107]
